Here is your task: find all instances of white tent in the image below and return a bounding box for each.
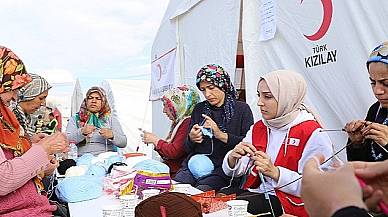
[101,79,153,156]
[242,0,388,160]
[151,0,388,160]
[70,78,83,116]
[151,0,241,138]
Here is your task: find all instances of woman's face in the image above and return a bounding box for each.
[0,90,18,106]
[369,62,388,108]
[257,80,278,120]
[86,92,103,113]
[199,80,225,107]
[162,102,175,121]
[19,90,49,114]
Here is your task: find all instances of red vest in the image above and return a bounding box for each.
[243,120,320,217]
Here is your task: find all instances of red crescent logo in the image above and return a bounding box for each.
[157,64,162,81]
[301,0,333,41]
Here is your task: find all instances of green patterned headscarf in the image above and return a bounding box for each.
[161,85,200,124]
[75,86,111,128]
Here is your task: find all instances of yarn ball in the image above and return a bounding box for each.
[105,155,124,169]
[57,159,76,175]
[188,154,214,179]
[56,175,103,203]
[76,153,96,167]
[133,159,170,174]
[65,166,87,177]
[86,163,107,177]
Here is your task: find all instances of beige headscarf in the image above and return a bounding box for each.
[260,69,323,128]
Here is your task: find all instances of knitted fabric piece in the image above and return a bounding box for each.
[135,192,203,217]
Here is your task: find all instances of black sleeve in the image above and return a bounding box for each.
[184,104,202,153]
[331,206,370,217]
[346,102,380,161]
[226,103,254,147]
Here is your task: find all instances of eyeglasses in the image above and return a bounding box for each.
[87,96,102,101]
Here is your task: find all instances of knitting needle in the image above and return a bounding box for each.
[248,212,272,217]
[258,172,275,217]
[319,128,345,132]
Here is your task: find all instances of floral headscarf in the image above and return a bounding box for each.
[161,85,200,141]
[0,46,44,192]
[0,46,31,93]
[196,64,237,97]
[0,46,31,155]
[75,86,111,128]
[196,64,236,131]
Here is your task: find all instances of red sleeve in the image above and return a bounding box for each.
[155,118,190,159]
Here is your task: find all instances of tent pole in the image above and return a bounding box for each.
[175,16,185,84]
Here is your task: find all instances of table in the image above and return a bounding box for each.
[69,194,230,217]
[69,186,231,217]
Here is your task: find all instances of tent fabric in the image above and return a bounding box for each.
[242,0,388,159]
[151,0,241,139]
[100,79,153,155]
[71,78,83,116]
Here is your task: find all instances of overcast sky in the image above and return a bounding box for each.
[0,0,169,112]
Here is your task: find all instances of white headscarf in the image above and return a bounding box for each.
[260,69,323,128]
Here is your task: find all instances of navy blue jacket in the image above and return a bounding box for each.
[183,100,254,169]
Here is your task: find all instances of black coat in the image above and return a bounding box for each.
[183,100,254,169]
[346,101,388,162]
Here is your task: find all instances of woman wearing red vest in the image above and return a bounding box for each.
[222,70,333,216]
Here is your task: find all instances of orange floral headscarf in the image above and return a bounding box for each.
[0,46,31,155]
[0,46,31,93]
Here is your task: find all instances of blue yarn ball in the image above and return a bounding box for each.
[86,164,106,177]
[76,153,95,167]
[105,155,124,169]
[188,154,214,179]
[56,175,103,203]
[133,159,170,174]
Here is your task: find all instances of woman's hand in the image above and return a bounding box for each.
[36,132,69,155]
[141,130,160,145]
[352,160,388,212]
[228,142,256,168]
[361,122,388,146]
[31,133,48,143]
[99,128,114,140]
[189,124,203,143]
[302,155,366,217]
[81,124,95,137]
[202,114,228,143]
[344,120,367,144]
[44,155,59,176]
[251,151,279,181]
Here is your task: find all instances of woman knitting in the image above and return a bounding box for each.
[0,45,69,216]
[222,70,333,216]
[141,85,200,177]
[174,64,254,191]
[66,86,127,156]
